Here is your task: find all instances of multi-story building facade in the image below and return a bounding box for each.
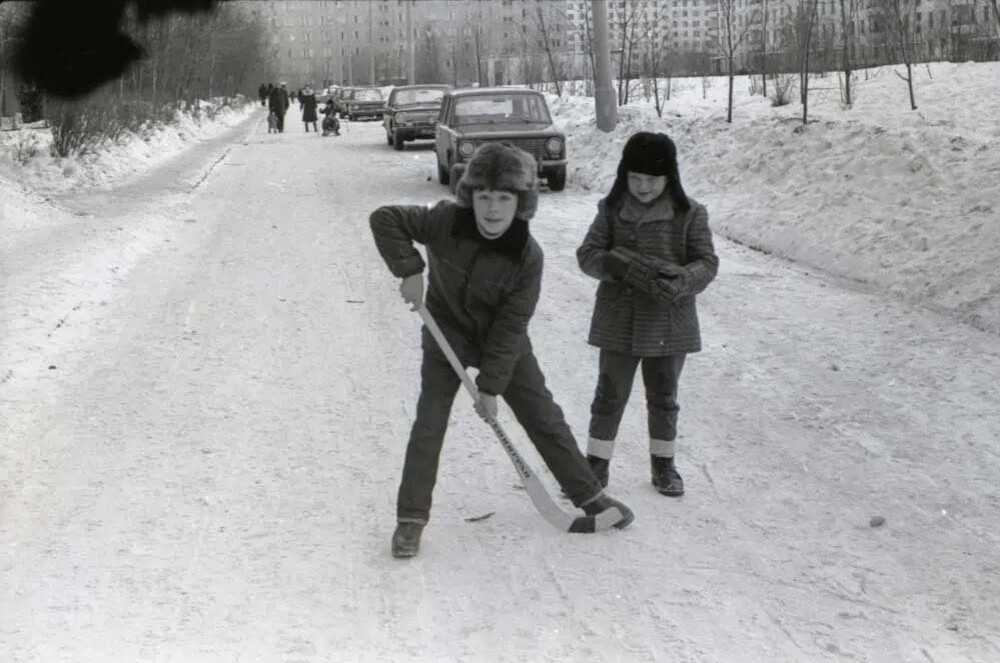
[245,0,998,87]
[243,0,577,88]
[736,0,999,73]
[563,0,721,77]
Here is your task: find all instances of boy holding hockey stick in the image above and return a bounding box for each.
[370,143,634,558]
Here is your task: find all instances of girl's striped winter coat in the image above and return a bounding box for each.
[577,193,718,356]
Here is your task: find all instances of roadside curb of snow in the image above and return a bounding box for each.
[0,99,258,196]
[548,81,1000,336]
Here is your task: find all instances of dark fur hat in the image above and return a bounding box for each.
[620,131,676,176]
[606,131,691,212]
[455,142,539,221]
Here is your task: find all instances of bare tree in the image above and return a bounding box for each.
[531,0,564,96]
[871,0,918,109]
[644,3,671,117]
[760,0,770,97]
[616,0,654,105]
[580,1,596,96]
[415,30,444,84]
[777,0,820,124]
[712,0,761,122]
[1,3,31,117]
[837,0,861,107]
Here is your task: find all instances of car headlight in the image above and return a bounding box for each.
[545,137,563,156]
[458,141,476,159]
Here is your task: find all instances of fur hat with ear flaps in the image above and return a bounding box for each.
[455,142,539,221]
[606,131,691,213]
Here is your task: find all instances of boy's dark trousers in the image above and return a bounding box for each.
[397,329,603,524]
[589,350,686,443]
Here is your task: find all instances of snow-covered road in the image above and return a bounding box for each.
[2,110,998,662]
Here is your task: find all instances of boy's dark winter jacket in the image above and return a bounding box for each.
[370,201,542,396]
[577,193,718,356]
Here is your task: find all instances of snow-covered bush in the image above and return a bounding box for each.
[770,75,796,107]
[11,132,42,165]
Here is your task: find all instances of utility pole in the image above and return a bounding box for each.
[368,0,375,85]
[591,0,617,131]
[346,10,354,86]
[407,0,415,84]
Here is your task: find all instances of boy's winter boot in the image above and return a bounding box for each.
[586,455,610,488]
[391,522,425,558]
[580,493,634,530]
[651,455,684,496]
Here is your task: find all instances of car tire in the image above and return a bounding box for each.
[547,166,567,192]
[393,133,405,151]
[437,160,450,185]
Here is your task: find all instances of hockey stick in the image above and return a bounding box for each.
[417,305,623,533]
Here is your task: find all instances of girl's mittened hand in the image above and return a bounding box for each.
[604,250,631,280]
[400,273,424,311]
[474,393,498,422]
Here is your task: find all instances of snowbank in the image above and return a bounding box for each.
[0,96,257,194]
[550,61,1000,334]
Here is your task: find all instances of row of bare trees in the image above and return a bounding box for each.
[430,0,998,126]
[1,3,273,155]
[708,0,1000,123]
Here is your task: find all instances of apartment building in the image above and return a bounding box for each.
[563,0,721,76]
[738,0,999,72]
[246,0,576,88]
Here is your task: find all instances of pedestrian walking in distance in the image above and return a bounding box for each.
[300,83,318,132]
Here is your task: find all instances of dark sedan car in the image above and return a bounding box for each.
[383,84,450,151]
[434,88,567,191]
[340,87,386,121]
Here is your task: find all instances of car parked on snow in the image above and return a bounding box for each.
[317,86,338,104]
[329,87,354,114]
[434,88,567,191]
[340,87,386,121]
[383,84,451,151]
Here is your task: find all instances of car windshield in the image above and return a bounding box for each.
[452,94,550,125]
[353,89,383,101]
[393,88,445,106]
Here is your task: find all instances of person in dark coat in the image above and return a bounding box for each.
[576,132,719,497]
[300,84,318,132]
[267,82,289,132]
[321,99,340,136]
[370,143,634,559]
[258,82,267,106]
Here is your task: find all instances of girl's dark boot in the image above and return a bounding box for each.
[586,455,609,488]
[391,522,425,558]
[651,455,684,496]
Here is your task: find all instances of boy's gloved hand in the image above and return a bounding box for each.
[474,392,498,422]
[400,273,424,311]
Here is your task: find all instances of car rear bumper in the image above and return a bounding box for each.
[396,125,436,140]
[347,108,384,118]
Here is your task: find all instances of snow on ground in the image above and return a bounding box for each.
[551,61,1000,334]
[2,65,1000,661]
[0,96,257,195]
[2,104,999,662]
